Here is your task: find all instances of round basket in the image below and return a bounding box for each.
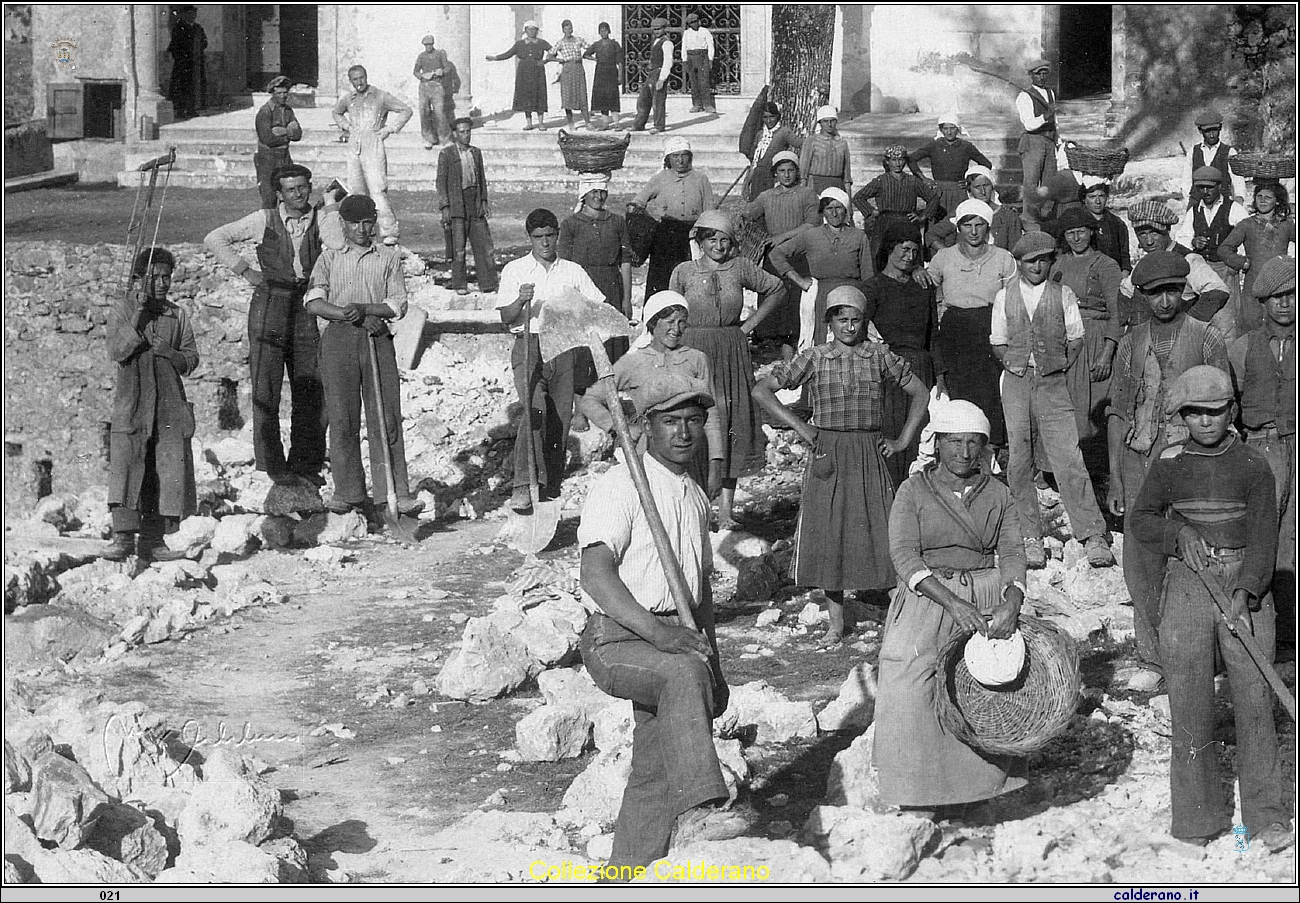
[935,615,1080,757]
[1063,142,1130,178]
[557,129,630,173]
[1228,153,1296,181]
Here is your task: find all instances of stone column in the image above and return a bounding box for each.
[741,4,769,94]
[437,4,473,113]
[134,5,174,130]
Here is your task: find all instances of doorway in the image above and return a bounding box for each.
[245,5,318,90]
[1057,5,1112,100]
[83,81,124,139]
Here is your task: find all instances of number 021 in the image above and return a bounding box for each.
[100,892,121,901]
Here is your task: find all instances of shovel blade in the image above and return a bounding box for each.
[381,509,420,546]
[504,499,562,555]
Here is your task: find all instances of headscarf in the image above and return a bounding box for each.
[954,199,994,227]
[935,111,964,139]
[964,163,1001,208]
[818,186,851,214]
[929,399,991,437]
[574,172,611,212]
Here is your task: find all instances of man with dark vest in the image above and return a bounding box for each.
[205,164,344,486]
[1107,250,1229,687]
[436,117,499,295]
[1228,256,1297,646]
[1121,200,1229,330]
[991,231,1114,570]
[631,17,674,134]
[1015,58,1058,226]
[1177,167,1248,342]
[254,76,303,209]
[1188,108,1245,203]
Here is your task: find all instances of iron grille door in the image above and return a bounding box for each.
[624,5,741,95]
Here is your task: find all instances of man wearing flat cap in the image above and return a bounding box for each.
[1108,250,1229,682]
[579,371,744,876]
[413,34,451,150]
[205,165,345,489]
[254,76,303,209]
[632,17,674,134]
[1189,108,1245,203]
[991,231,1114,569]
[1128,364,1291,853]
[1121,200,1229,330]
[1015,58,1058,225]
[1228,256,1297,638]
[304,195,421,518]
[1177,166,1249,341]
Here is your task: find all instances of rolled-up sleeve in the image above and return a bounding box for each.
[203,211,265,275]
[1061,285,1086,342]
[303,251,333,307]
[989,287,1010,345]
[385,254,408,318]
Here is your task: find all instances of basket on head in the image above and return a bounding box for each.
[558,129,631,173]
[935,614,1080,757]
[1228,153,1296,181]
[1063,142,1130,178]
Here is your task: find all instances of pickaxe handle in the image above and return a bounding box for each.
[1196,568,1297,722]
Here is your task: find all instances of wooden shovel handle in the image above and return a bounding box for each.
[587,336,700,632]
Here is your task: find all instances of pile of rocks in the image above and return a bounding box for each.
[5,689,306,884]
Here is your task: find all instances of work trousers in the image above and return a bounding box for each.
[345,131,400,242]
[1018,132,1057,224]
[685,50,713,111]
[248,283,326,478]
[511,333,574,492]
[449,186,498,292]
[581,612,729,869]
[1002,366,1106,542]
[319,322,410,507]
[418,79,449,146]
[1159,557,1286,840]
[632,82,668,132]
[254,146,291,209]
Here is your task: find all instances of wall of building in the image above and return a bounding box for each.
[30,4,134,125]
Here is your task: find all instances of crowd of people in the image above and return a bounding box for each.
[107,41,1296,878]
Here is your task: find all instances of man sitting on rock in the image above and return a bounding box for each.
[578,372,746,876]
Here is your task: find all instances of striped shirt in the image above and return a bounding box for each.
[577,452,711,613]
[744,185,820,237]
[769,341,912,431]
[303,243,407,318]
[928,244,1017,311]
[495,255,606,335]
[799,134,852,185]
[855,172,938,216]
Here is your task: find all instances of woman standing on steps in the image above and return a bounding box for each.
[486,20,552,131]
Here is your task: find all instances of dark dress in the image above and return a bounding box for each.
[167,21,207,117]
[560,209,633,382]
[862,272,942,486]
[586,38,623,112]
[500,39,552,113]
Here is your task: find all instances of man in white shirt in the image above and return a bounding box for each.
[1176,167,1249,341]
[497,208,607,511]
[1015,58,1058,226]
[331,65,413,246]
[1188,109,1245,203]
[632,17,674,134]
[991,231,1114,569]
[682,13,715,114]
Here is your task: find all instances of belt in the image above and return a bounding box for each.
[687,49,709,55]
[266,279,308,291]
[1205,546,1246,563]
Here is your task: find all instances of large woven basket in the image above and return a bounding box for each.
[557,129,630,173]
[935,615,1080,757]
[718,202,768,267]
[1063,142,1130,178]
[1228,152,1296,180]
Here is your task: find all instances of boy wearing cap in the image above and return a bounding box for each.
[991,231,1114,568]
[254,76,303,209]
[579,372,743,872]
[1228,257,1297,634]
[205,165,345,488]
[682,13,715,114]
[1109,250,1229,678]
[304,195,420,517]
[1128,365,1290,852]
[1122,200,1229,329]
[631,17,674,134]
[1016,59,1058,224]
[413,35,451,149]
[437,117,498,295]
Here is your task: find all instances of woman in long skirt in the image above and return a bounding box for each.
[485,21,552,130]
[670,210,785,528]
[631,137,714,300]
[546,19,591,131]
[874,400,1028,813]
[754,286,928,647]
[584,22,623,122]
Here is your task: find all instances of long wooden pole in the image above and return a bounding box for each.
[1196,569,1296,722]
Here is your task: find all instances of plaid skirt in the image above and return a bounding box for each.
[560,60,589,111]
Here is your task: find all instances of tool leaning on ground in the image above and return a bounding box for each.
[536,291,701,630]
[366,332,420,545]
[1195,569,1297,722]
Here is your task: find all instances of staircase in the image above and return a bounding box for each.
[120,96,1031,199]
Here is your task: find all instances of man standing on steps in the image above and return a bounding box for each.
[413,34,451,150]
[254,76,302,209]
[1015,58,1058,226]
[437,117,499,296]
[632,17,674,135]
[205,164,344,488]
[332,65,413,247]
[682,12,715,115]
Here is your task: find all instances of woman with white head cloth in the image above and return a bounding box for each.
[928,198,1018,459]
[799,105,853,195]
[630,136,715,300]
[963,163,1023,253]
[560,171,633,367]
[875,399,1029,816]
[907,113,993,223]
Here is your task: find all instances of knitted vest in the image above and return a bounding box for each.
[650,38,665,73]
[1191,201,1234,264]
[256,207,321,285]
[1002,279,1069,376]
[1026,87,1057,136]
[1240,328,1297,436]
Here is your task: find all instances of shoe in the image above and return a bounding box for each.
[539,485,562,502]
[523,123,536,131]
[670,805,750,848]
[705,107,717,114]
[1257,822,1295,854]
[102,532,135,561]
[649,128,661,135]
[268,469,302,487]
[509,486,533,514]
[293,470,326,488]
[423,141,434,150]
[1127,668,1164,692]
[327,498,362,515]
[396,497,425,516]
[689,106,703,113]
[1085,535,1115,568]
[137,542,186,563]
[1024,538,1047,569]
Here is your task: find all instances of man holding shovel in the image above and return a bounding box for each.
[579,372,746,876]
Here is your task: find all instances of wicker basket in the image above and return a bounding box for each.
[557,129,630,173]
[1228,153,1296,180]
[1063,142,1130,178]
[935,615,1080,757]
